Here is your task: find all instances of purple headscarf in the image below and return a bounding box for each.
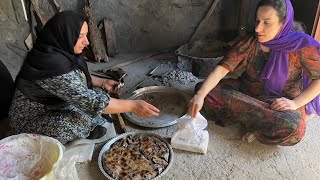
[260,0,320,115]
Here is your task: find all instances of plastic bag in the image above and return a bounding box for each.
[171,113,209,154]
[64,121,116,164]
[0,133,79,180]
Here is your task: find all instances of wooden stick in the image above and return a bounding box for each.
[239,0,251,36]
[125,74,156,94]
[312,0,320,37]
[50,0,62,12]
[110,52,163,69]
[21,0,28,21]
[188,0,220,43]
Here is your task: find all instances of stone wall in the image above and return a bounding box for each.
[0,0,29,78]
[57,0,241,53]
[0,0,317,78]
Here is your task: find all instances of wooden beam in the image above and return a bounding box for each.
[312,0,320,42]
[84,0,109,62]
[110,52,163,69]
[103,18,118,57]
[239,0,251,36]
[30,0,61,27]
[188,0,220,44]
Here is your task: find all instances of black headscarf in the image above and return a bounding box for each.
[16,11,93,104]
[0,61,14,119]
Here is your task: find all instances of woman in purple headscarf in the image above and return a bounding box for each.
[188,0,320,146]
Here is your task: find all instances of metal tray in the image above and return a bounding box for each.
[123,86,188,128]
[98,132,174,180]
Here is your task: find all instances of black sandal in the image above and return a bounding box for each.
[87,125,107,139]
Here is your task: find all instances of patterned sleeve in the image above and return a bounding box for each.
[218,36,256,77]
[300,46,320,80]
[36,70,110,117]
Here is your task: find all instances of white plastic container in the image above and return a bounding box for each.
[0,134,64,180]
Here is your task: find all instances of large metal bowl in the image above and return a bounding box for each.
[98,132,174,180]
[123,86,188,128]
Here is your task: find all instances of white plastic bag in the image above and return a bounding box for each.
[171,113,209,154]
[0,133,79,180]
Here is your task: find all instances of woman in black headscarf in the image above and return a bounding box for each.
[9,11,160,144]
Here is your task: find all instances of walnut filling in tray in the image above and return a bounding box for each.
[98,133,173,180]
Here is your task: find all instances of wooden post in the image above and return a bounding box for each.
[238,0,251,36]
[312,0,320,42]
[103,18,118,57]
[30,0,61,27]
[188,0,220,44]
[84,0,109,62]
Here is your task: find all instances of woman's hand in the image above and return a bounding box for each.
[102,79,120,93]
[188,95,204,119]
[132,100,160,117]
[270,97,299,111]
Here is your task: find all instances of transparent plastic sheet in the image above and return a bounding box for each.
[0,134,79,180]
[171,113,209,154]
[64,121,117,164]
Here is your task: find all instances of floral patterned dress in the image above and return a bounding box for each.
[200,36,320,145]
[9,69,110,144]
